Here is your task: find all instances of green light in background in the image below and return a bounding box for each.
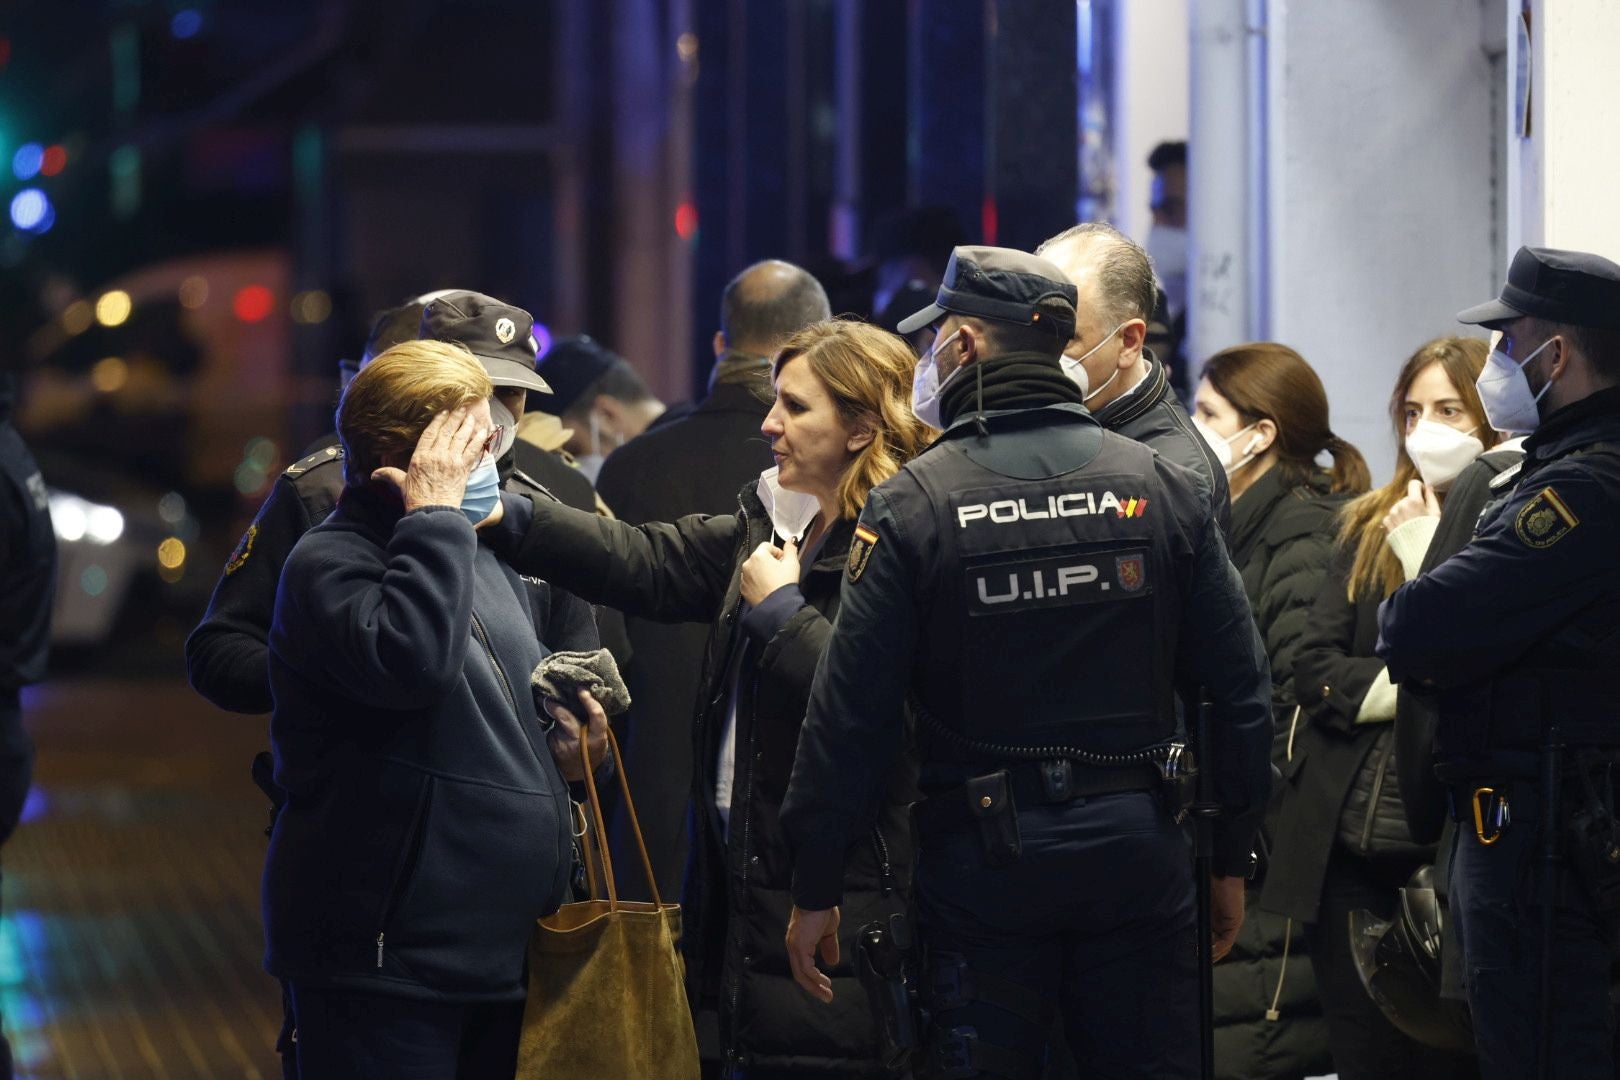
[110,144,141,220]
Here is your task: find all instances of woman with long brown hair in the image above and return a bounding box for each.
[1192,342,1367,1078]
[1265,336,1501,1079]
[488,319,935,1077]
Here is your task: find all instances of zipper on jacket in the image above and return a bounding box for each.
[870,825,895,896]
[374,779,435,968]
[726,717,756,1044]
[1359,738,1395,855]
[1265,917,1294,1021]
[470,610,518,716]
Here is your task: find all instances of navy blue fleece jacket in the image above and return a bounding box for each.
[263,486,597,1001]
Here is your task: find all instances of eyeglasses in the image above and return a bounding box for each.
[482,425,508,457]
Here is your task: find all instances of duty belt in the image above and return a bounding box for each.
[917,759,1161,834]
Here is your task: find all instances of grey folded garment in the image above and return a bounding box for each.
[531,648,633,721]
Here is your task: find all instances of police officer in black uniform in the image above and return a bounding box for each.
[0,371,54,1078]
[1378,246,1620,1079]
[780,247,1274,1079]
[186,290,584,714]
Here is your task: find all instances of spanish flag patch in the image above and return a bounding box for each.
[1514,486,1579,549]
[847,523,879,583]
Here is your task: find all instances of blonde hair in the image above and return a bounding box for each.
[772,320,939,520]
[1340,336,1493,601]
[338,340,493,486]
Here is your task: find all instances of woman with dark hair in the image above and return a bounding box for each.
[487,319,935,1077]
[1191,342,1368,1078]
[1264,336,1501,1079]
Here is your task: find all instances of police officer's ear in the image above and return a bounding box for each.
[713,331,728,359]
[954,323,984,368]
[1542,333,1573,384]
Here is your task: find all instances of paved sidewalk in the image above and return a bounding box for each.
[4,680,280,1079]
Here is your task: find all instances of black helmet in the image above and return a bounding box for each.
[1349,865,1475,1055]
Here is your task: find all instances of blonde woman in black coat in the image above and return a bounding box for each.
[1265,336,1499,1079]
[485,320,935,1078]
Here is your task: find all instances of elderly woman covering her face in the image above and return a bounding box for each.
[262,340,603,1078]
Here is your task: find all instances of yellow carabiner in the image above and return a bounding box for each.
[1472,786,1503,846]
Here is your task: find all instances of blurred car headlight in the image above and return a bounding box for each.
[48,492,125,546]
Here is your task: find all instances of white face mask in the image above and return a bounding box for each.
[488,396,518,460]
[1404,419,1484,490]
[911,328,962,428]
[755,465,820,543]
[1475,336,1557,434]
[1146,225,1189,311]
[1059,322,1127,403]
[1192,416,1262,476]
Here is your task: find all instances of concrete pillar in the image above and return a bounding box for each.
[1186,0,1256,376]
[1251,0,1497,481]
[1509,0,1620,259]
[1112,0,1189,245]
[610,0,692,406]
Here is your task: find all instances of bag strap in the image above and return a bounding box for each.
[576,724,665,910]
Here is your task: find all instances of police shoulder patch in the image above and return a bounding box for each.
[847,524,879,583]
[1514,486,1579,549]
[225,523,259,575]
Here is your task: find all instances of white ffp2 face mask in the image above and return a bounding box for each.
[1404,419,1484,490]
[1059,322,1127,403]
[911,328,962,428]
[756,466,819,543]
[1475,337,1557,434]
[1192,417,1262,476]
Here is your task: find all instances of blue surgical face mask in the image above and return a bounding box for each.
[460,452,500,525]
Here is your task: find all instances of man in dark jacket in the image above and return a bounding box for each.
[266,340,600,1076]
[592,259,831,907]
[0,370,54,1080]
[1036,222,1230,536]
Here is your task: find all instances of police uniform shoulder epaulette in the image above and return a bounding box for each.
[1488,460,1524,491]
[284,444,344,477]
[509,467,562,504]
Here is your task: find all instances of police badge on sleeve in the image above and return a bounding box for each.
[1515,486,1579,549]
[847,524,879,583]
[225,524,258,575]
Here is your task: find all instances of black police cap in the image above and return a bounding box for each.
[897,245,1078,340]
[419,290,552,394]
[1458,246,1620,330]
[360,293,441,366]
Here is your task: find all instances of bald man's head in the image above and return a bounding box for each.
[718,260,832,356]
[1036,223,1158,329]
